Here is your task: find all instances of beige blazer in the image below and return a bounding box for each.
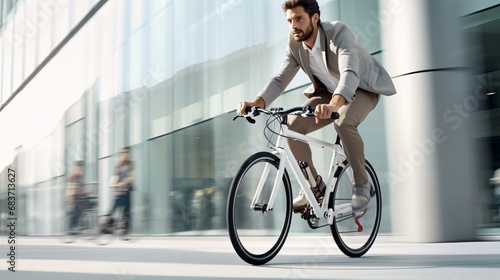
[257,21,397,106]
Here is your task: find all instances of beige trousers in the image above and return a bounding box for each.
[287,88,380,185]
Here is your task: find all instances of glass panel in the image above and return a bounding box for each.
[31,183,42,234]
[113,0,126,47]
[147,6,172,138]
[150,0,169,16]
[98,157,112,216]
[54,176,65,234]
[65,119,85,172]
[128,0,145,34]
[23,0,36,83]
[85,86,99,184]
[34,134,52,183]
[172,119,215,232]
[17,185,27,235]
[0,198,5,236]
[11,2,24,90]
[51,120,65,177]
[128,144,145,234]
[125,25,145,91]
[0,38,3,105]
[70,0,95,28]
[52,0,70,48]
[112,94,126,152]
[149,82,171,138]
[129,88,146,145]
[2,22,13,100]
[149,134,173,233]
[459,0,500,15]
[98,99,112,158]
[36,0,53,66]
[29,179,56,235]
[338,0,380,53]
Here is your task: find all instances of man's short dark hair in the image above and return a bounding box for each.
[282,0,321,22]
[75,160,84,167]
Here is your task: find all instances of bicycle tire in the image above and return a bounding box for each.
[329,159,382,258]
[80,209,99,241]
[227,152,292,265]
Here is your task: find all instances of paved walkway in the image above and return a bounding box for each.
[1,235,500,279]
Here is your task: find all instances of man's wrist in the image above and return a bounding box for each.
[329,94,346,108]
[254,96,266,108]
[328,99,338,109]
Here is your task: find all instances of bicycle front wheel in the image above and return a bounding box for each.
[227,152,292,265]
[329,160,382,258]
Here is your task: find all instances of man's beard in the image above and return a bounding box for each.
[293,22,314,42]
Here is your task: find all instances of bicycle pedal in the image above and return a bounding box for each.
[353,209,367,232]
[317,197,324,205]
[293,206,307,214]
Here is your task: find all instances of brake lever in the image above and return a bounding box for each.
[304,106,340,119]
[246,117,256,124]
[300,106,315,117]
[232,115,256,124]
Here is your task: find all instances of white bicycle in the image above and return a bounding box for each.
[227,106,382,265]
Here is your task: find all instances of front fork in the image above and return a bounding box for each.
[249,149,287,212]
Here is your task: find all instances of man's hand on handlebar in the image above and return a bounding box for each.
[237,97,266,116]
[314,104,339,124]
[314,94,346,123]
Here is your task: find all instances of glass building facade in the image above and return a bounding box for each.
[0,0,499,236]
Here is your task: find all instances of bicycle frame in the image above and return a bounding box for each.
[250,120,353,226]
[230,107,381,264]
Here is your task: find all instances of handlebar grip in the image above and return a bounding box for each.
[242,106,256,124]
[309,106,339,119]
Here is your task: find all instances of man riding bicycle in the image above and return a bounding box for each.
[237,0,396,216]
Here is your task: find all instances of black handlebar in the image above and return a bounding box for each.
[244,106,339,119]
[244,107,253,114]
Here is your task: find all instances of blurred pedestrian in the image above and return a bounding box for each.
[65,160,97,232]
[99,147,135,235]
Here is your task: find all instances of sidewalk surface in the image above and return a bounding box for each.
[1,235,500,279]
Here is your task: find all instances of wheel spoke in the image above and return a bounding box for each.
[329,160,381,258]
[227,152,292,265]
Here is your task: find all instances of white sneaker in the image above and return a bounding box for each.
[352,182,371,216]
[292,175,325,212]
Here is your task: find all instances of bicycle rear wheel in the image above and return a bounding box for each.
[329,160,382,257]
[59,211,77,244]
[80,209,99,241]
[227,152,292,265]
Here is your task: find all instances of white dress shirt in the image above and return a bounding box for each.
[302,32,339,95]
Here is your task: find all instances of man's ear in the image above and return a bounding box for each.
[313,13,319,24]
